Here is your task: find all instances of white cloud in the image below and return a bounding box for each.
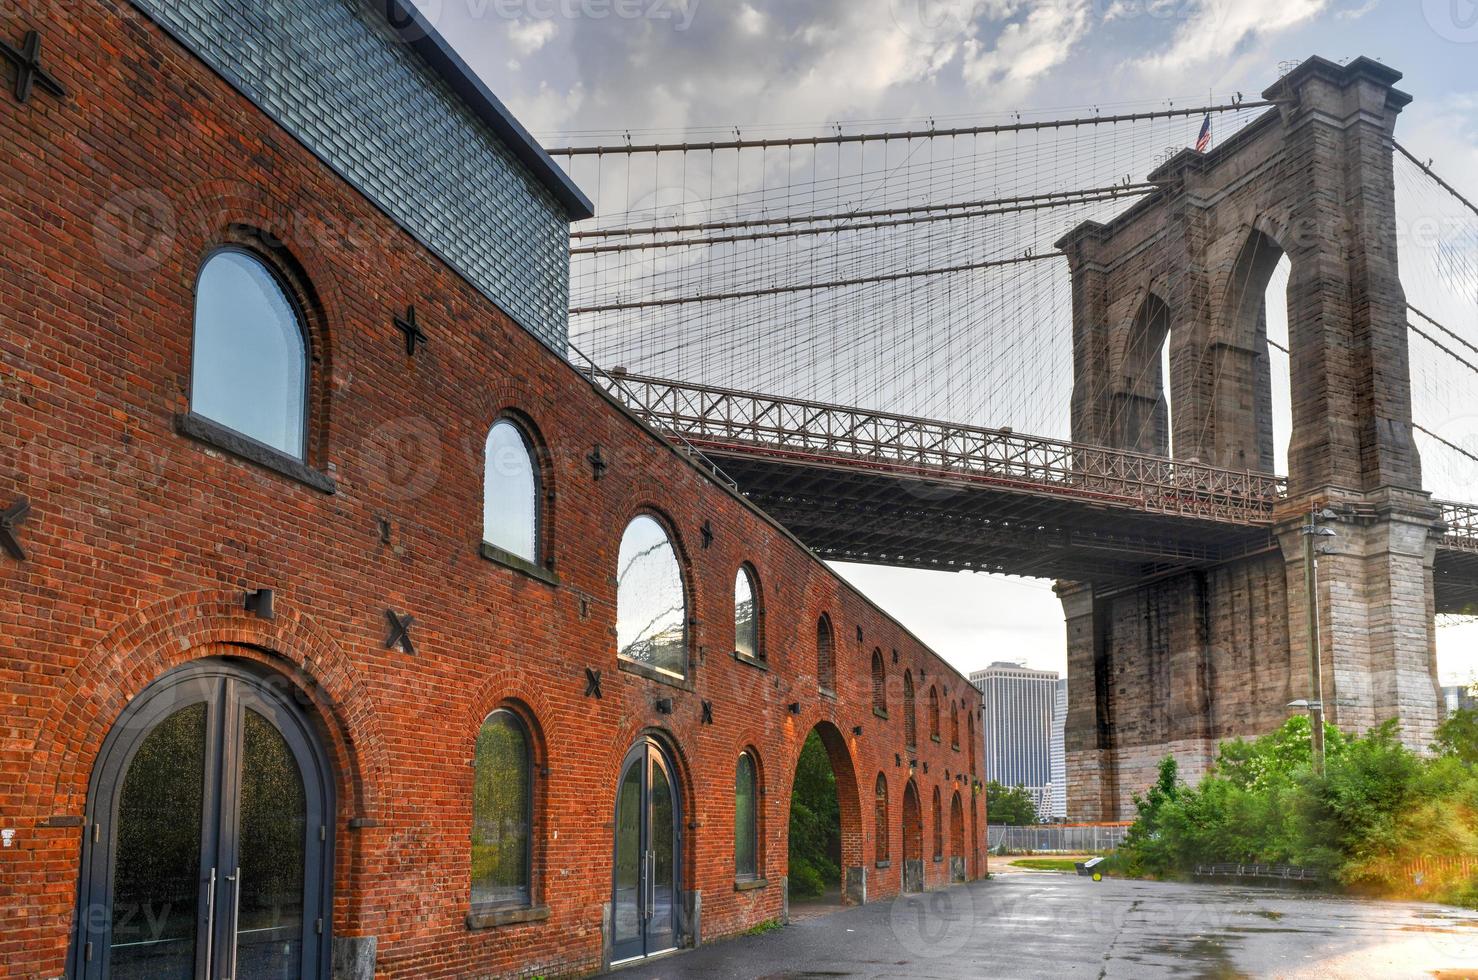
[961,0,1091,92]
[508,18,558,56]
[1143,0,1327,73]
[1337,0,1381,18]
[737,3,768,35]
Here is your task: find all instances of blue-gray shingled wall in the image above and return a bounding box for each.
[131,0,571,351]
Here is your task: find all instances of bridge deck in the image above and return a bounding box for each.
[594,373,1478,610]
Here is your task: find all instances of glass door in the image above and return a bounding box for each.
[72,660,334,980]
[611,739,681,962]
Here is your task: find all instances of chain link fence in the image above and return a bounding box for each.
[988,823,1130,854]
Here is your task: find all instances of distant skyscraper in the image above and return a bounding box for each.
[1049,678,1068,821]
[971,662,1060,820]
[1442,684,1477,715]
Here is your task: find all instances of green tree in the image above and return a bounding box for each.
[985,781,1039,825]
[1109,716,1478,907]
[787,731,840,898]
[1433,708,1478,766]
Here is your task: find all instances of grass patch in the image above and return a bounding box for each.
[1009,858,1081,873]
[743,918,784,936]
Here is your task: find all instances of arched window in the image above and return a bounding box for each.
[483,418,539,564]
[617,514,687,678]
[951,702,960,751]
[950,792,965,857]
[735,751,758,879]
[903,671,917,750]
[874,774,890,864]
[967,711,977,775]
[871,649,887,716]
[190,248,308,458]
[734,565,760,661]
[472,709,532,908]
[816,615,836,692]
[932,787,944,861]
[928,686,940,742]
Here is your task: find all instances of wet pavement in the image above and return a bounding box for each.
[603,867,1478,978]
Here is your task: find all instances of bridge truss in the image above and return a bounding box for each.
[595,372,1478,612]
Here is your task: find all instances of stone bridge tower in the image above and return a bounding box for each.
[1055,57,1443,820]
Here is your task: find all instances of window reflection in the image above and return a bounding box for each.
[735,752,757,879]
[191,249,307,457]
[617,516,687,677]
[472,710,531,907]
[483,420,539,563]
[734,568,757,660]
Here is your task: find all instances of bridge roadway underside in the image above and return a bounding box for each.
[711,451,1478,615]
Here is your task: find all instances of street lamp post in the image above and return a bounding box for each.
[1299,506,1338,777]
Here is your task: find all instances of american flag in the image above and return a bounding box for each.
[1195,114,1212,153]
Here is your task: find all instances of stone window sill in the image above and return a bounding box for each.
[818,686,837,700]
[931,735,941,744]
[466,904,550,930]
[875,860,892,869]
[933,855,944,864]
[480,542,559,586]
[732,651,768,671]
[175,412,336,494]
[734,877,768,892]
[873,707,888,720]
[617,657,695,692]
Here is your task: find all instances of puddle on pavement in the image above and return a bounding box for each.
[1133,935,1251,979]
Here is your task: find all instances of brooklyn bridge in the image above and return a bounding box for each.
[560,55,1478,818]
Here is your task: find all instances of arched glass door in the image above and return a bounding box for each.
[71,659,334,979]
[612,738,681,962]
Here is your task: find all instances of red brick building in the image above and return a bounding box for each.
[0,1,984,977]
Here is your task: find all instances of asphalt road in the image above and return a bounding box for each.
[602,867,1478,979]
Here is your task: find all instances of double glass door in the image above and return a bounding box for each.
[612,739,681,962]
[72,660,333,980]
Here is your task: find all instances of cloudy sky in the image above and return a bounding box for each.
[416,0,1478,686]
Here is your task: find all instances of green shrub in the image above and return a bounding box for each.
[1110,716,1478,906]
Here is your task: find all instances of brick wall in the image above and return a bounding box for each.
[0,3,983,977]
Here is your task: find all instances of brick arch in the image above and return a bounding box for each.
[23,589,389,825]
[814,612,837,693]
[609,500,701,679]
[599,717,701,889]
[775,720,865,904]
[473,402,562,571]
[949,790,966,857]
[170,179,352,470]
[901,778,923,868]
[462,669,560,907]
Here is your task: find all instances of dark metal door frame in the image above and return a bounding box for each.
[611,737,682,962]
[69,658,335,980]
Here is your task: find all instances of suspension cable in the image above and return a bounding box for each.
[1416,423,1478,464]
[569,251,1059,315]
[1394,140,1478,220]
[572,190,1148,255]
[572,183,1159,238]
[548,101,1277,156]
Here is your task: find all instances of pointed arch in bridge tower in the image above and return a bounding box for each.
[1112,288,1174,457]
[1055,56,1444,821]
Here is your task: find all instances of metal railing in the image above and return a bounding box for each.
[601,374,1287,525]
[572,354,738,490]
[1439,500,1478,552]
[988,823,1131,854]
[1193,863,1322,881]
